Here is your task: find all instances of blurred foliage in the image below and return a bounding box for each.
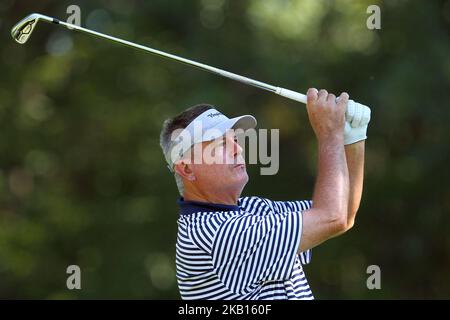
[0,0,449,299]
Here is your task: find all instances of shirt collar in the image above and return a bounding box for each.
[177,197,240,216]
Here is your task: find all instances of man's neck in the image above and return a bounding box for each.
[183,189,239,205]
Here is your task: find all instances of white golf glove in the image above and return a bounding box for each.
[344,100,371,145]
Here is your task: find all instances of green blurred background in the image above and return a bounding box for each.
[0,0,449,299]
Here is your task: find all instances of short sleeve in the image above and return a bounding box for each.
[269,199,313,214]
[269,199,313,265]
[211,209,303,294]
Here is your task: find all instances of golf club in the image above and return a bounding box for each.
[11,13,369,111]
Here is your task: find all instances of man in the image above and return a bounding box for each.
[159,88,370,300]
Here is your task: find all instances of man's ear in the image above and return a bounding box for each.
[174,160,196,181]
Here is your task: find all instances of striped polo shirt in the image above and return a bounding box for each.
[176,195,314,300]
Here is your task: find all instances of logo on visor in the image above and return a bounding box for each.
[207,112,222,118]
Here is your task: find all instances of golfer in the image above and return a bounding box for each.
[160,88,370,300]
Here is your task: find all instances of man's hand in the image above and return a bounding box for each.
[344,101,371,145]
[306,88,348,142]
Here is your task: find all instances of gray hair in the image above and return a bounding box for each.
[160,104,214,196]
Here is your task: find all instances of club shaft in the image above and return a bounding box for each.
[13,14,373,116]
[56,20,276,91]
[12,14,308,103]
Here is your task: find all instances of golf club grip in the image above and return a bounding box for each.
[276,88,308,104]
[276,88,370,117]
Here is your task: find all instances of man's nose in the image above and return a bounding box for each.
[226,136,243,157]
[234,140,243,156]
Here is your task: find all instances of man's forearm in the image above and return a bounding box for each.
[344,141,365,227]
[313,137,350,223]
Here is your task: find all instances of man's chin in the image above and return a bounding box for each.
[237,171,249,189]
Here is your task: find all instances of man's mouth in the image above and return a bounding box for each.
[233,164,245,169]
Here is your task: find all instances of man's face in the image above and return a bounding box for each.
[186,131,248,195]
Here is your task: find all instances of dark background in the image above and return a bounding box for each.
[0,0,449,299]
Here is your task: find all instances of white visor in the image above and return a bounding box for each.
[165,108,257,171]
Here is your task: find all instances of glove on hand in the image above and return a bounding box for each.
[344,99,371,145]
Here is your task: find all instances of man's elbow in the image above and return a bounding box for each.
[333,205,349,232]
[345,218,355,231]
[345,207,359,230]
[333,217,349,235]
[332,214,355,235]
[321,206,357,239]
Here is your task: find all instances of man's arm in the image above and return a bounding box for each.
[299,138,365,254]
[298,89,350,253]
[345,141,365,228]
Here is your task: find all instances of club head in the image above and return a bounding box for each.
[11,13,52,44]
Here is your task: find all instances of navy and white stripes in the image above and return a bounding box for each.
[176,196,314,300]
